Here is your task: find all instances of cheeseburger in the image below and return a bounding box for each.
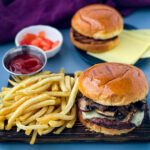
[70,4,123,53]
[77,63,149,135]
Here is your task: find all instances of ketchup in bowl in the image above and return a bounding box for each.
[8,54,43,74]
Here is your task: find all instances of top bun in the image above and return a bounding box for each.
[71,4,123,40]
[78,63,149,106]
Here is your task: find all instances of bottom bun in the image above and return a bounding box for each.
[78,110,135,135]
[70,28,120,53]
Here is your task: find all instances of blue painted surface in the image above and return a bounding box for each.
[0,8,150,150]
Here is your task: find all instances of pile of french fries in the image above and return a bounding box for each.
[0,69,82,144]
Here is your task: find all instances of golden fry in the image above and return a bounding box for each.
[30,130,38,144]
[49,120,65,127]
[53,123,66,134]
[8,79,18,86]
[6,94,50,130]
[0,121,4,130]
[19,110,37,121]
[46,106,55,114]
[16,121,48,130]
[51,82,59,91]
[37,112,75,124]
[23,107,48,125]
[70,77,75,89]
[38,127,54,136]
[46,91,70,97]
[60,68,65,73]
[19,83,51,95]
[61,97,67,111]
[0,96,29,116]
[61,78,78,114]
[24,100,56,113]
[65,76,71,91]
[74,71,82,79]
[25,121,36,135]
[0,70,77,144]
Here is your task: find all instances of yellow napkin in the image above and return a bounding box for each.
[87,30,150,64]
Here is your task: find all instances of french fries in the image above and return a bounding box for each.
[0,69,81,144]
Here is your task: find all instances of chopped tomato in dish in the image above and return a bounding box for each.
[20,31,60,52]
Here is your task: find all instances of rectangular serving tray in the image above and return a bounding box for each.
[0,74,150,143]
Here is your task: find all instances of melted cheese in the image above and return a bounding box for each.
[82,111,115,120]
[131,111,144,126]
[87,29,150,64]
[82,110,144,127]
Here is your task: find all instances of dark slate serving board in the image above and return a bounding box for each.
[0,75,149,143]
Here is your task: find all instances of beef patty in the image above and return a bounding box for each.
[71,28,118,45]
[77,92,147,130]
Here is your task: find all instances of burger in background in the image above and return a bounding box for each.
[70,4,123,53]
[77,63,149,135]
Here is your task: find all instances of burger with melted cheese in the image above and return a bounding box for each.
[77,63,149,135]
[70,4,123,53]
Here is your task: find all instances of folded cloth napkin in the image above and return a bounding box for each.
[87,30,150,64]
[0,0,150,44]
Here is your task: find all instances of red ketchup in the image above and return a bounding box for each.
[8,54,43,74]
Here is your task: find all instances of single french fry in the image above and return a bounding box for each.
[66,105,77,128]
[2,87,11,92]
[38,127,54,136]
[61,97,67,111]
[5,112,13,120]
[53,123,66,134]
[49,120,65,127]
[74,71,82,79]
[60,68,65,73]
[24,100,56,113]
[25,121,36,135]
[8,79,18,86]
[65,76,71,91]
[51,82,59,91]
[66,118,76,128]
[16,121,48,130]
[0,121,4,130]
[37,112,75,124]
[30,130,38,144]
[2,101,14,107]
[19,84,51,95]
[70,77,75,89]
[17,127,21,132]
[46,91,70,97]
[61,78,78,114]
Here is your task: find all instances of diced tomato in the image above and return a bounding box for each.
[19,31,60,52]
[38,31,45,38]
[52,40,60,49]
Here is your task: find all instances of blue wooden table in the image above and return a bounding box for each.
[0,8,150,150]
